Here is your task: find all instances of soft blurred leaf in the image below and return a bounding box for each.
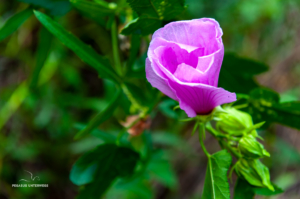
[74,89,121,139]
[33,10,121,83]
[0,82,29,130]
[147,150,177,189]
[30,26,53,89]
[71,144,140,199]
[219,53,268,94]
[273,139,300,167]
[234,178,255,199]
[74,124,116,143]
[18,0,71,16]
[158,99,179,119]
[106,176,154,199]
[0,8,32,42]
[122,0,185,35]
[202,150,232,199]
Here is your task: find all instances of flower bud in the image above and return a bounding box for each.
[216,107,254,136]
[235,159,274,191]
[238,134,270,159]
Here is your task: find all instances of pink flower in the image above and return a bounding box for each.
[146,18,236,117]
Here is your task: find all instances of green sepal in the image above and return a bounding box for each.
[235,159,274,191]
[238,134,270,159]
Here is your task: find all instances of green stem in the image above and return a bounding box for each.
[111,19,122,76]
[220,139,242,158]
[198,122,210,157]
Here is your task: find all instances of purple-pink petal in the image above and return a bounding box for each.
[145,18,236,117]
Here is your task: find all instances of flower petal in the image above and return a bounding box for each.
[174,63,207,84]
[145,58,178,100]
[157,61,236,117]
[152,18,223,55]
[168,80,237,117]
[196,46,224,87]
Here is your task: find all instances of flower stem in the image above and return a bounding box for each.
[198,122,210,157]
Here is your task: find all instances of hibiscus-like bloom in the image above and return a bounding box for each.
[146,18,236,117]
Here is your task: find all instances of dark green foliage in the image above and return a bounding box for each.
[234,178,255,199]
[18,0,71,16]
[121,0,186,35]
[70,144,140,198]
[219,53,268,94]
[70,0,116,27]
[247,88,300,130]
[253,184,284,196]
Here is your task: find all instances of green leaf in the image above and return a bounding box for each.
[247,88,300,130]
[233,178,255,199]
[219,53,268,94]
[30,26,53,89]
[70,0,116,27]
[122,0,185,35]
[202,150,232,199]
[18,0,71,16]
[33,10,121,83]
[0,8,32,42]
[74,89,121,139]
[71,144,140,199]
[253,184,283,196]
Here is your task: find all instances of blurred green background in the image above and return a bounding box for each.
[1,0,300,198]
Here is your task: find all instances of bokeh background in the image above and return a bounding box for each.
[1,0,300,198]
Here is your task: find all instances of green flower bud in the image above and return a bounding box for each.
[238,134,270,159]
[235,159,274,191]
[216,107,254,136]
